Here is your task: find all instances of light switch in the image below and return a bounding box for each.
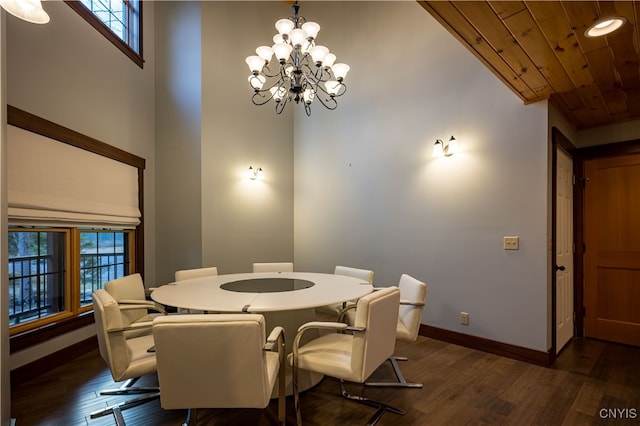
[504,236,519,250]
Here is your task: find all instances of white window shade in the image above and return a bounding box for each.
[7,125,141,228]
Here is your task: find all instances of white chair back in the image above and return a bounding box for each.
[397,274,427,341]
[104,273,147,326]
[351,286,400,380]
[334,265,374,283]
[152,314,279,410]
[174,266,218,281]
[253,262,293,273]
[93,289,126,379]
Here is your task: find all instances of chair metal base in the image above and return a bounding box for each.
[339,380,405,426]
[365,356,423,388]
[90,377,160,423]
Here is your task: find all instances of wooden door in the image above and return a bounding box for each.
[584,153,640,346]
[556,148,574,352]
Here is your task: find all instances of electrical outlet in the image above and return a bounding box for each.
[503,236,519,250]
[461,312,469,325]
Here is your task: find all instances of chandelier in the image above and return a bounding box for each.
[245,2,350,116]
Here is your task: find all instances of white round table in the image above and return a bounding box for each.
[151,271,373,395]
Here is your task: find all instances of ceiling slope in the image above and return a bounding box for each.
[419,1,640,130]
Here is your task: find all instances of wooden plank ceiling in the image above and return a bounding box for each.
[418,1,640,130]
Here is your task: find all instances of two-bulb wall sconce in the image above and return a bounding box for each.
[247,166,264,180]
[433,136,459,157]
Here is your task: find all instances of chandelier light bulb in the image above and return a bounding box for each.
[309,45,330,65]
[275,18,295,35]
[301,21,320,39]
[324,81,340,96]
[272,43,293,62]
[248,74,266,90]
[270,86,287,102]
[0,0,49,24]
[245,55,265,74]
[255,46,274,62]
[303,88,315,104]
[322,53,337,68]
[331,63,350,81]
[289,28,307,47]
[273,34,285,44]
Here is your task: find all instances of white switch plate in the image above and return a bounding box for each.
[504,236,519,250]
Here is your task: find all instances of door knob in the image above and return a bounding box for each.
[555,265,566,271]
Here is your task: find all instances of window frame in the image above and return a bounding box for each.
[65,0,144,68]
[8,228,136,336]
[7,105,146,353]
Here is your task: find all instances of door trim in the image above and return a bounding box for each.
[551,128,578,361]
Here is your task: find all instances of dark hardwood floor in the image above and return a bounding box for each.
[11,336,640,425]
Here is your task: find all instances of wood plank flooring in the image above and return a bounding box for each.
[11,336,640,425]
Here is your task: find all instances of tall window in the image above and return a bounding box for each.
[8,228,134,335]
[66,0,143,68]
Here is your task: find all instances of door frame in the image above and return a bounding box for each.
[550,128,578,360]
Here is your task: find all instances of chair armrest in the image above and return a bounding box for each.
[400,300,425,306]
[106,320,153,334]
[118,299,167,314]
[264,326,285,352]
[298,321,348,333]
[337,303,357,323]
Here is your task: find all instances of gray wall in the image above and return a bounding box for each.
[155,2,203,284]
[201,1,294,274]
[154,1,295,280]
[292,1,550,352]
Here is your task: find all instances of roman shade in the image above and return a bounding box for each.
[7,125,141,228]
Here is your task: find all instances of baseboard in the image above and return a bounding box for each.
[420,324,552,367]
[10,336,98,390]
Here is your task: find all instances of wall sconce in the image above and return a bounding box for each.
[433,136,459,157]
[247,166,264,180]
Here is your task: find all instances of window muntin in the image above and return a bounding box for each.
[8,227,134,334]
[79,230,131,308]
[66,0,143,68]
[78,0,139,53]
[8,229,69,329]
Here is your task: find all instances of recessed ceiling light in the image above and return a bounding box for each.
[585,17,626,37]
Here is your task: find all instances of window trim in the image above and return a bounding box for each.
[64,0,144,69]
[7,105,146,352]
[8,228,73,336]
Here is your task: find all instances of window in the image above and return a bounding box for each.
[9,228,134,335]
[65,0,143,68]
[7,105,146,351]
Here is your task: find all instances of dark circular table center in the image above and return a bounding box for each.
[220,277,315,293]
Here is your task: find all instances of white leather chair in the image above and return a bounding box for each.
[290,286,404,426]
[104,273,166,338]
[174,267,218,313]
[315,265,374,317]
[174,266,218,281]
[152,314,286,426]
[90,289,159,424]
[365,273,427,388]
[253,262,294,273]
